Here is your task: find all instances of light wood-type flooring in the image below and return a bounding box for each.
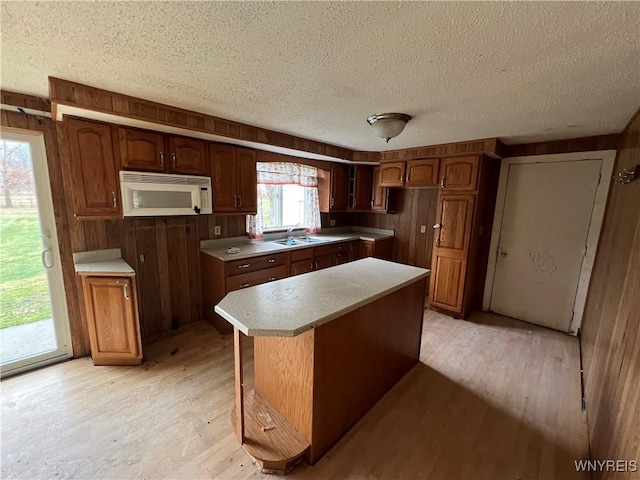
[1,310,588,479]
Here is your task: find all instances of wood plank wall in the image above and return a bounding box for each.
[356,188,439,269]
[580,111,640,479]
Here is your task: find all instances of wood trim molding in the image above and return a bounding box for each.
[379,138,505,162]
[49,77,354,161]
[504,134,620,158]
[1,90,51,113]
[47,78,506,162]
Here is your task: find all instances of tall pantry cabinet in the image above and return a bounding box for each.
[429,156,500,318]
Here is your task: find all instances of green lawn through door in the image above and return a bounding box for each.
[0,208,52,328]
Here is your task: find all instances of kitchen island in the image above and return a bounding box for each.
[215,257,429,474]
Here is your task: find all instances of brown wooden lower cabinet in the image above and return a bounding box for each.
[360,237,394,261]
[202,238,396,334]
[202,251,292,334]
[80,275,143,366]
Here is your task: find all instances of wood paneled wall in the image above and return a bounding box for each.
[504,134,620,157]
[581,110,640,479]
[356,188,439,269]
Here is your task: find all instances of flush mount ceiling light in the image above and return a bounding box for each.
[366,113,412,143]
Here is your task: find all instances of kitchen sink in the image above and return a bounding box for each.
[296,236,324,244]
[271,236,324,246]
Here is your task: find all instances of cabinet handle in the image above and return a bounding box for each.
[268,258,277,263]
[233,195,237,208]
[268,277,277,281]
[314,261,318,270]
[160,152,164,168]
[124,283,130,300]
[353,198,357,208]
[238,195,242,208]
[171,153,176,168]
[238,263,251,269]
[440,176,445,188]
[240,283,251,289]
[112,191,117,208]
[330,198,335,208]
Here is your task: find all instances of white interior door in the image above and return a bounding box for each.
[489,160,602,332]
[0,129,72,377]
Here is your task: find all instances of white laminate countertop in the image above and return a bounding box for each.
[200,227,394,261]
[214,257,429,337]
[74,248,135,276]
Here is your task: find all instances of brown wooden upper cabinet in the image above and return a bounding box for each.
[65,116,122,219]
[330,164,349,210]
[439,156,479,191]
[349,165,373,211]
[379,161,405,187]
[119,127,208,175]
[379,158,440,188]
[210,143,257,214]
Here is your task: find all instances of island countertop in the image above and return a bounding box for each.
[214,257,429,337]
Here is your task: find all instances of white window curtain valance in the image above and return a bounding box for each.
[246,162,321,239]
[256,162,318,187]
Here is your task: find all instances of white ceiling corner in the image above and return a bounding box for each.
[1,1,639,151]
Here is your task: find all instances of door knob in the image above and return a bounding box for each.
[500,250,508,257]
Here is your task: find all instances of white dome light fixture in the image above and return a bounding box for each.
[367,113,412,143]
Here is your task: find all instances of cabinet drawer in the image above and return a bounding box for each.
[225,253,289,276]
[227,264,289,291]
[334,252,349,265]
[291,247,313,262]
[313,245,334,258]
[333,242,349,253]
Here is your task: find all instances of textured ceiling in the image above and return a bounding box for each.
[1,2,639,151]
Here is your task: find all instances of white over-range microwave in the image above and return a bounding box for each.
[119,171,212,217]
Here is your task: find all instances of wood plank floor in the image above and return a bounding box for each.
[1,310,588,479]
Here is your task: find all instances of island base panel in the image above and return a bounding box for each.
[231,389,310,475]
[253,277,427,465]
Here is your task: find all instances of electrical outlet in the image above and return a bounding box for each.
[214,225,221,236]
[330,219,336,227]
[420,225,426,234]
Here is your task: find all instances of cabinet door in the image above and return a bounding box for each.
[314,254,335,270]
[429,194,475,314]
[435,194,475,255]
[119,127,166,172]
[405,158,439,187]
[429,256,467,312]
[330,164,349,210]
[440,156,479,191]
[291,259,314,276]
[360,240,374,258]
[371,166,388,212]
[210,143,238,212]
[82,276,142,365]
[65,117,121,219]
[348,240,362,261]
[379,161,405,187]
[352,165,373,210]
[236,147,258,214]
[169,137,208,175]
